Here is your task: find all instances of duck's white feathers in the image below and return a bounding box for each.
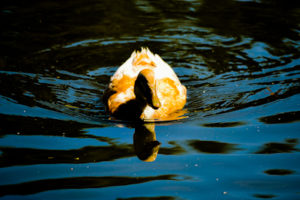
[111,48,179,81]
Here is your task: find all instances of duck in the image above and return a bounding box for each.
[103,47,186,121]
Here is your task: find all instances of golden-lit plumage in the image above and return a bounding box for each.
[103,48,186,121]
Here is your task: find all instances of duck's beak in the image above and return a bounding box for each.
[135,69,161,110]
[150,86,161,109]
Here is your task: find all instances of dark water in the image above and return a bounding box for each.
[1,0,300,199]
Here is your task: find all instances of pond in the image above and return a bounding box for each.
[0,0,300,199]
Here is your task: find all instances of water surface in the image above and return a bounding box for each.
[1,0,300,199]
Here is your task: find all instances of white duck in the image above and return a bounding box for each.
[103,48,186,121]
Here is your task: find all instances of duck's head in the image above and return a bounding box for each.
[134,68,161,110]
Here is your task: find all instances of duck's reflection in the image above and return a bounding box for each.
[133,123,161,162]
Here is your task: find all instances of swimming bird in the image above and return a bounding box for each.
[103,48,186,121]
